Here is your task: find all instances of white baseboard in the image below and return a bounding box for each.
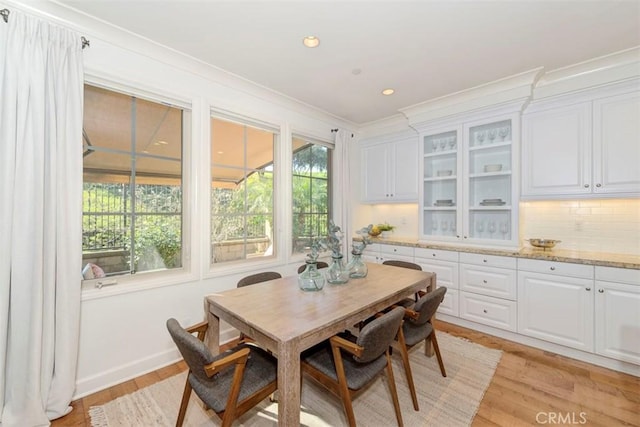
[438,314,640,377]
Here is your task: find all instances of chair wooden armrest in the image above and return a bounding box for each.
[186,320,209,342]
[404,308,420,321]
[330,335,364,358]
[204,347,250,377]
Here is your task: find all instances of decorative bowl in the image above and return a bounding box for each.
[527,238,561,249]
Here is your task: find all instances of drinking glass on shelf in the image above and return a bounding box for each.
[450,221,456,233]
[476,220,485,237]
[448,137,456,150]
[500,221,509,239]
[488,129,497,143]
[499,126,509,141]
[439,139,447,151]
[488,221,497,238]
[441,220,448,234]
[432,140,438,152]
[476,131,485,145]
[432,220,438,232]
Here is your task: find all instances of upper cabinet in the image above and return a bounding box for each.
[360,132,419,203]
[417,111,520,248]
[522,73,640,199]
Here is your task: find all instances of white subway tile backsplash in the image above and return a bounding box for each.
[520,199,640,255]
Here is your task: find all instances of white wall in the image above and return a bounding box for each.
[7,0,356,398]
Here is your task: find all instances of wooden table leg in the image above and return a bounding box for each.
[424,274,437,357]
[277,341,301,426]
[204,299,220,355]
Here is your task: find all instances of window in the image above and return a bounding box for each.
[210,116,277,265]
[292,135,332,254]
[82,84,189,278]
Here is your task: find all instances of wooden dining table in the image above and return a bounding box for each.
[204,262,436,426]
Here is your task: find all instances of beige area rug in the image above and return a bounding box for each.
[89,333,502,426]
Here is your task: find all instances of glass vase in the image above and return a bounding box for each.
[325,255,350,285]
[298,261,326,291]
[347,251,368,278]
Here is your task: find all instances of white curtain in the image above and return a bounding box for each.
[0,10,84,426]
[333,129,355,257]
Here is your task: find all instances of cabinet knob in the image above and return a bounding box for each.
[595,183,601,188]
[483,280,488,284]
[483,309,488,314]
[550,266,556,271]
[584,184,590,188]
[585,287,591,291]
[432,253,436,257]
[598,289,604,293]
[483,259,488,263]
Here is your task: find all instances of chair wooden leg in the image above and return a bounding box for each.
[176,376,192,427]
[396,329,418,410]
[332,343,357,427]
[430,330,447,377]
[385,350,404,427]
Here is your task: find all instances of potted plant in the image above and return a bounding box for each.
[376,223,395,238]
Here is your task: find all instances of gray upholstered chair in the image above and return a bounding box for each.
[236,271,282,341]
[297,261,329,274]
[236,271,282,288]
[301,307,406,427]
[382,260,423,301]
[401,286,448,377]
[166,318,277,427]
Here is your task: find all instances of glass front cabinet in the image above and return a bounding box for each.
[419,113,519,248]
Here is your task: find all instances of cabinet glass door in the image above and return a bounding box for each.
[422,130,459,239]
[466,119,513,242]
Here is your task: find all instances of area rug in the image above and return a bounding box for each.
[89,332,502,426]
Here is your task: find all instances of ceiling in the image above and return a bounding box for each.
[59,0,640,125]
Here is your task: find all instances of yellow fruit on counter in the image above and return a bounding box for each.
[369,225,381,236]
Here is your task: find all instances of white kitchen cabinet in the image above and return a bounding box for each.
[517,259,595,352]
[361,135,418,203]
[459,253,517,331]
[414,248,459,316]
[595,266,640,365]
[522,83,640,198]
[417,113,519,248]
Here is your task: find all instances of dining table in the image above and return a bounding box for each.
[204,262,436,426]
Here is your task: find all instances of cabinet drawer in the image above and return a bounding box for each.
[362,243,380,255]
[460,292,517,331]
[379,244,414,258]
[595,266,640,286]
[460,264,517,300]
[416,259,459,289]
[518,258,594,279]
[414,248,459,262]
[437,288,459,317]
[459,252,516,269]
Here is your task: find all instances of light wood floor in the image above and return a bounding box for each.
[51,320,640,426]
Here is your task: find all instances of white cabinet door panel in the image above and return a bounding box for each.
[361,144,390,202]
[438,288,459,317]
[392,138,419,200]
[518,271,594,352]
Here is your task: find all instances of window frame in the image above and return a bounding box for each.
[208,110,281,270]
[81,76,196,298]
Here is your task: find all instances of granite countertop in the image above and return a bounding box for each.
[361,236,640,270]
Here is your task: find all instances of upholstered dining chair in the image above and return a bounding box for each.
[301,306,407,427]
[297,261,329,274]
[236,271,282,341]
[400,286,448,377]
[236,271,282,288]
[166,318,277,427]
[381,260,423,301]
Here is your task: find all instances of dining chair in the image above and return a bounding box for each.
[301,306,407,427]
[297,261,329,274]
[381,260,423,301]
[400,286,448,377]
[166,318,277,427]
[236,271,282,288]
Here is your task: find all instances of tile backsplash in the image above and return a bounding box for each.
[519,199,640,255]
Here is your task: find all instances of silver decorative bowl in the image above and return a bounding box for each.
[527,238,561,249]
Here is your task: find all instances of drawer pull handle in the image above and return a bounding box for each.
[584,184,589,188]
[432,253,436,257]
[550,266,556,271]
[483,259,487,263]
[483,309,488,314]
[598,289,604,293]
[585,287,591,291]
[483,280,488,284]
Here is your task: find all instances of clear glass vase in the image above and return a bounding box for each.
[347,250,368,278]
[298,261,326,291]
[325,255,350,285]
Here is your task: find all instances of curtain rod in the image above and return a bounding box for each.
[331,128,354,137]
[0,8,90,49]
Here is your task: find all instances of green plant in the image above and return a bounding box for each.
[377,223,395,232]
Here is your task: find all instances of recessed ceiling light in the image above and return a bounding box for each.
[382,88,395,96]
[303,36,320,48]
[155,140,168,145]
